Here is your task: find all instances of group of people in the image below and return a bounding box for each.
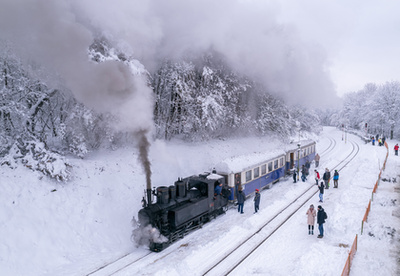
[371,135,386,146]
[306,204,328,238]
[315,168,340,202]
[308,155,338,238]
[239,184,329,238]
[234,152,344,239]
[371,135,399,156]
[232,187,260,214]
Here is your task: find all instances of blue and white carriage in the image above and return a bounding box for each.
[214,140,316,200]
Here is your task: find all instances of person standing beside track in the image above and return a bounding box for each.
[314,169,320,185]
[254,189,260,213]
[394,144,399,156]
[237,188,245,214]
[323,168,331,189]
[301,165,307,182]
[318,181,325,203]
[317,205,327,238]
[306,204,316,235]
[314,153,320,167]
[333,170,339,188]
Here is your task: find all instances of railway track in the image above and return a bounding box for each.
[85,251,151,276]
[319,137,336,156]
[202,139,359,276]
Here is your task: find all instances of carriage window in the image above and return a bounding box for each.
[274,160,278,169]
[261,164,267,175]
[268,162,273,172]
[254,167,259,178]
[245,170,252,182]
[280,158,284,167]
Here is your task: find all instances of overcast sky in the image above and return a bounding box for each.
[1,0,399,108]
[278,0,400,96]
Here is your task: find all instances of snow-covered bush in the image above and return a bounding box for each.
[1,138,71,181]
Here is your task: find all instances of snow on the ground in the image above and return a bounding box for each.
[0,127,399,276]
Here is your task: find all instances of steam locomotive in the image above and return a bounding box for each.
[137,140,316,252]
[138,172,231,252]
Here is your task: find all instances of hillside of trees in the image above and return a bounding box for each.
[1,38,399,180]
[330,82,400,140]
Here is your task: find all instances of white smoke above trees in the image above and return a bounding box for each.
[0,0,338,123]
[0,0,154,134]
[73,0,339,107]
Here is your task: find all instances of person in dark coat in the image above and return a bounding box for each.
[301,165,307,182]
[254,189,260,213]
[317,205,327,238]
[237,188,245,214]
[305,160,311,170]
[318,181,325,202]
[333,170,339,188]
[322,168,331,189]
[293,169,297,183]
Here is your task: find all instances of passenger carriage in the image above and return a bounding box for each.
[214,140,317,201]
[214,149,286,200]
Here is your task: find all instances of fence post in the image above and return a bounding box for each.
[361,220,364,235]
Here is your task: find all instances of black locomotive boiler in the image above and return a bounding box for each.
[138,172,231,252]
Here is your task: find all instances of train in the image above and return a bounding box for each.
[136,140,316,252]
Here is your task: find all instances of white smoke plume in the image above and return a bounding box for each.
[0,0,338,115]
[131,221,168,247]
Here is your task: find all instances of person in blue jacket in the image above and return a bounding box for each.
[237,188,245,214]
[254,189,260,213]
[214,181,223,196]
[333,170,339,188]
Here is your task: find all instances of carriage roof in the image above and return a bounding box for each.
[214,149,285,174]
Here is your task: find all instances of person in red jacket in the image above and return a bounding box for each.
[314,169,320,185]
[395,144,399,156]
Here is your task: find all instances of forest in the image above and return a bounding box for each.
[0,38,399,180]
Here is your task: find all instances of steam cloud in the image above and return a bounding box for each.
[132,221,168,247]
[0,0,338,114]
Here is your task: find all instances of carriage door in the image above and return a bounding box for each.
[235,173,241,200]
[290,152,294,169]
